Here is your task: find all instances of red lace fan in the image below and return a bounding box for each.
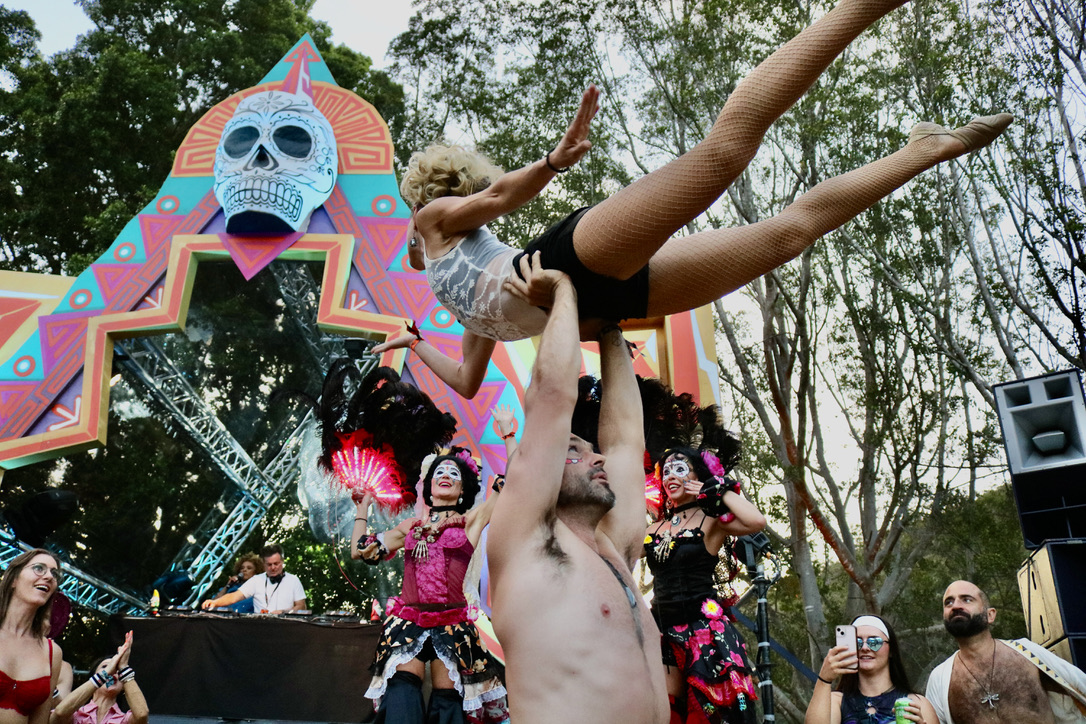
[331,429,412,512]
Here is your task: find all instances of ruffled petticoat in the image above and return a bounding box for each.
[660,600,758,724]
[366,598,509,723]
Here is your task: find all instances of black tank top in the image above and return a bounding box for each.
[839,687,910,724]
[644,525,718,626]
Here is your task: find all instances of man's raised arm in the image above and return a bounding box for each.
[596,325,647,569]
[487,259,581,568]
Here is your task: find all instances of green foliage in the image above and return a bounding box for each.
[0,0,404,274]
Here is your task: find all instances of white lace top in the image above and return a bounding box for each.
[423,226,548,341]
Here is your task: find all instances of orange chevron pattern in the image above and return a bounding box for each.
[0,234,407,467]
[172,82,393,178]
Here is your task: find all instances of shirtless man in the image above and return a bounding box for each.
[925,580,1086,724]
[487,258,668,723]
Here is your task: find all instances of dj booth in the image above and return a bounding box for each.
[110,613,382,722]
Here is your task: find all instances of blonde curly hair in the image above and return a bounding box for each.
[400,144,505,207]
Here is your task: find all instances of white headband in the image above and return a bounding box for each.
[851,615,890,638]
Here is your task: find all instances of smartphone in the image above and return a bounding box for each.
[835,624,859,671]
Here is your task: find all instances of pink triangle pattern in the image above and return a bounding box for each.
[38,312,93,376]
[454,381,505,440]
[92,264,144,306]
[218,233,305,280]
[385,273,436,322]
[359,217,409,268]
[0,382,35,428]
[139,215,187,259]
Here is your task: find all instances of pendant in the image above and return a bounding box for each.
[429,513,440,523]
[980,693,999,709]
[654,530,675,562]
[670,513,682,526]
[412,537,429,559]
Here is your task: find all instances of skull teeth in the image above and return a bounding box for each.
[222,179,303,222]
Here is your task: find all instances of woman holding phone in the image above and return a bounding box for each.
[805,615,937,724]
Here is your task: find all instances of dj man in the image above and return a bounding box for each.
[201,544,307,614]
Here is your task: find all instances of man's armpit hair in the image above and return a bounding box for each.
[540,509,569,566]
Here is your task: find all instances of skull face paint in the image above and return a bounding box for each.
[214,91,337,233]
[663,457,692,481]
[434,460,462,482]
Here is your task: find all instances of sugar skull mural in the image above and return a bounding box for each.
[213,90,337,233]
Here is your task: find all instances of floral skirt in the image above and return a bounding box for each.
[366,599,509,723]
[657,599,758,724]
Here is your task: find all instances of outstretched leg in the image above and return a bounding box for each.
[644,115,1013,315]
[574,0,909,280]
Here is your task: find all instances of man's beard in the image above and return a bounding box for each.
[558,470,616,510]
[944,611,989,638]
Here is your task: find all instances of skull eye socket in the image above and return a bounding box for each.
[223,126,260,159]
[273,125,313,158]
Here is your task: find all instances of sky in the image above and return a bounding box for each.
[3,0,415,68]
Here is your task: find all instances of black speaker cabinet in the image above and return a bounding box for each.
[995,371,1086,548]
[1018,540,1086,667]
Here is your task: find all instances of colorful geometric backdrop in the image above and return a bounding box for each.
[0,36,720,482]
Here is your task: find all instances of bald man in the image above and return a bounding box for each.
[925,580,1086,724]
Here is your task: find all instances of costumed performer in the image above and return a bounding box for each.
[0,549,63,724]
[354,429,512,724]
[372,0,1012,400]
[212,553,263,614]
[806,614,935,724]
[638,385,766,724]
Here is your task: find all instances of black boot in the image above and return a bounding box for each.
[375,671,425,724]
[426,688,465,724]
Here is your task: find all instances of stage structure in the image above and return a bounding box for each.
[0,37,722,613]
[995,370,1086,667]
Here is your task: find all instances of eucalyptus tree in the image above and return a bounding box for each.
[387,2,1031,717]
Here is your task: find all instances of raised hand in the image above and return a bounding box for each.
[117,631,133,668]
[548,85,601,170]
[492,404,517,438]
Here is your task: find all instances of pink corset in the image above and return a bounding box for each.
[401,518,473,606]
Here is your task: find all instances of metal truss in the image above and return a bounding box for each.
[177,409,319,606]
[270,261,350,372]
[114,337,280,506]
[0,525,146,615]
[52,261,374,614]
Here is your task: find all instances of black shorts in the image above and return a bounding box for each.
[512,206,650,321]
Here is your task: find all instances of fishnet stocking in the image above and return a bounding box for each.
[644,136,946,316]
[573,0,908,280]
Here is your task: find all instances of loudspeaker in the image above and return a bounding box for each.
[995,371,1086,548]
[1018,540,1086,667]
[995,371,1086,475]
